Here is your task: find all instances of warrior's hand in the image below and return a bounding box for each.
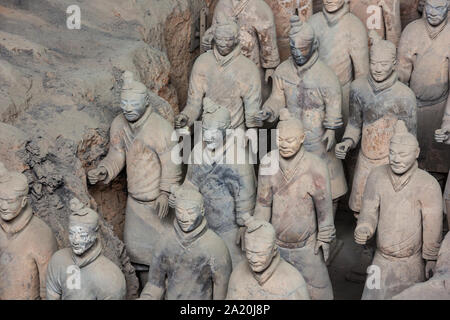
[236,226,247,251]
[257,108,273,123]
[435,128,449,143]
[322,129,336,152]
[265,68,275,83]
[87,167,107,185]
[354,225,371,245]
[314,240,330,263]
[335,139,353,160]
[175,113,189,129]
[156,193,169,219]
[425,260,437,280]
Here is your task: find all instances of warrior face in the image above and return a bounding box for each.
[323,0,345,13]
[69,224,97,256]
[370,48,396,82]
[203,127,225,151]
[389,143,420,175]
[278,125,305,159]
[175,200,203,233]
[425,0,448,26]
[0,191,27,222]
[120,94,147,123]
[245,233,277,274]
[290,38,313,66]
[214,23,239,57]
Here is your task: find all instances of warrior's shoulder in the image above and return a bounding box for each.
[110,114,128,132]
[414,169,442,191]
[402,18,425,36]
[28,215,57,249]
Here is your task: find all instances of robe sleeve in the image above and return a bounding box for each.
[242,63,263,128]
[349,21,369,80]
[262,70,286,123]
[141,245,167,299]
[157,135,183,194]
[34,232,57,300]
[357,169,381,237]
[321,72,344,130]
[343,84,363,147]
[380,0,401,47]
[421,179,444,261]
[229,165,256,227]
[397,29,415,85]
[398,93,418,137]
[443,64,450,144]
[211,240,232,300]
[45,256,62,300]
[99,117,126,184]
[254,5,280,69]
[311,159,336,243]
[181,58,206,127]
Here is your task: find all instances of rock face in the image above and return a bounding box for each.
[0,0,206,299]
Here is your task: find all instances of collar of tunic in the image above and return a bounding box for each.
[213,44,242,68]
[292,50,319,76]
[387,161,419,192]
[424,16,448,40]
[322,2,350,26]
[71,239,102,268]
[279,147,306,182]
[252,251,282,286]
[368,71,398,94]
[173,217,208,249]
[0,204,33,236]
[232,0,251,17]
[129,105,153,132]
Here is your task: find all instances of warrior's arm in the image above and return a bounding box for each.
[181,60,206,127]
[381,0,402,47]
[421,181,444,261]
[349,22,370,79]
[342,86,363,147]
[139,252,166,300]
[99,120,126,184]
[254,169,273,222]
[311,161,336,243]
[231,166,256,226]
[321,75,344,130]
[45,257,62,300]
[243,64,263,128]
[443,65,450,142]
[254,8,280,70]
[212,244,232,300]
[398,94,418,136]
[158,138,183,194]
[262,73,287,123]
[397,32,415,84]
[35,235,57,300]
[357,171,381,238]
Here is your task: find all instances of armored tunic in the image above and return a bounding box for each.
[0,207,57,300]
[344,72,417,212]
[226,252,310,300]
[181,45,262,129]
[264,52,348,199]
[398,17,450,173]
[46,242,126,300]
[358,164,443,300]
[143,218,232,300]
[99,107,182,266]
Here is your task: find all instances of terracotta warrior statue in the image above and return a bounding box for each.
[336,35,417,215]
[264,0,313,61]
[261,16,347,213]
[226,219,310,300]
[46,198,126,300]
[140,186,232,300]
[255,108,336,300]
[88,71,182,285]
[355,120,443,300]
[176,21,263,130]
[201,0,280,99]
[180,98,256,267]
[435,100,450,228]
[398,0,450,177]
[0,162,57,300]
[309,0,370,127]
[349,0,402,46]
[394,231,450,300]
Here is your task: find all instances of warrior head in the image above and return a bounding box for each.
[0,163,29,222]
[369,31,397,83]
[172,186,205,233]
[289,15,318,66]
[214,20,240,57]
[69,198,99,256]
[244,218,278,274]
[277,108,305,159]
[120,71,149,123]
[323,0,346,13]
[425,0,448,26]
[202,97,231,151]
[389,120,420,175]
